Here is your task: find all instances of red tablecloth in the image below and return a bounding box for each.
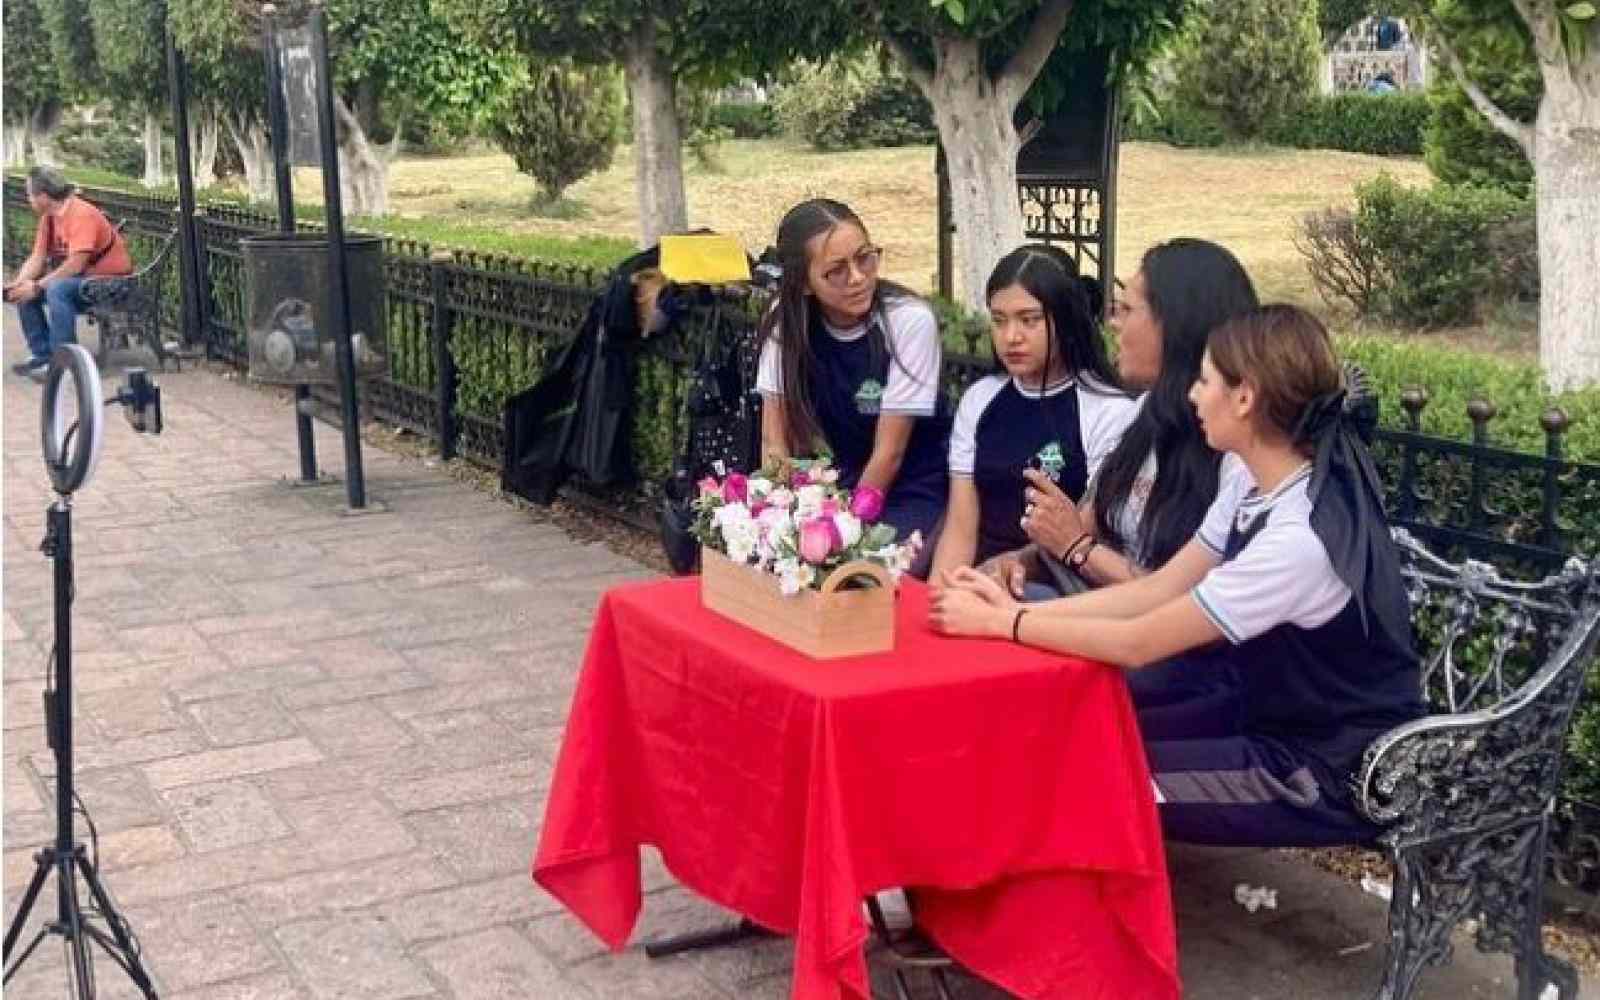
[532,577,1178,1000]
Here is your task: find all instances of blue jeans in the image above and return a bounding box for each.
[15,276,87,361]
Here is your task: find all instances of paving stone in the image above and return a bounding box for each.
[162,777,293,853]
[275,669,433,711]
[234,851,457,927]
[276,789,416,866]
[378,873,564,944]
[96,823,191,872]
[142,738,324,790]
[406,798,539,881]
[417,926,595,1000]
[188,693,302,747]
[275,914,435,1000]
[381,756,545,815]
[123,894,281,991]
[292,701,413,755]
[167,970,309,1000]
[82,686,185,740]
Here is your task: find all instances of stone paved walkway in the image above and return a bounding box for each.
[1,328,1578,999]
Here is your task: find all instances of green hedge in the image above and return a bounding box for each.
[1127,92,1429,155]
[1263,92,1430,155]
[773,58,936,151]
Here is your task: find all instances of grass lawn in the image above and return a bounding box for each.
[319,138,1433,312]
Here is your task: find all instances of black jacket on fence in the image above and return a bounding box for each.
[501,247,661,505]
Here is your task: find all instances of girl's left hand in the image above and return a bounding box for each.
[1021,469,1088,557]
[930,568,1016,638]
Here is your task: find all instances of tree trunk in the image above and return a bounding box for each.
[921,37,1026,312]
[622,17,688,246]
[28,104,60,166]
[226,112,274,203]
[189,105,220,188]
[142,110,166,188]
[1534,63,1600,391]
[3,118,30,168]
[331,94,392,217]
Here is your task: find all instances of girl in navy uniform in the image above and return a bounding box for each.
[931,245,1139,580]
[757,199,949,544]
[987,239,1259,595]
[932,305,1422,846]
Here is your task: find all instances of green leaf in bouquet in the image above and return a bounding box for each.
[863,524,898,549]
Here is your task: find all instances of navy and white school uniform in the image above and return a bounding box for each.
[1138,465,1423,847]
[948,373,1139,565]
[756,296,950,540]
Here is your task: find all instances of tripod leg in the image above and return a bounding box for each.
[76,854,158,997]
[3,927,52,985]
[59,854,96,1000]
[3,853,53,959]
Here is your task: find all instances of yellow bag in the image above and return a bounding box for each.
[658,233,751,285]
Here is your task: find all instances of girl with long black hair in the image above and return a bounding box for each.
[756,199,949,542]
[931,245,1139,579]
[991,239,1261,592]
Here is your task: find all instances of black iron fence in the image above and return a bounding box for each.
[8,177,1600,905]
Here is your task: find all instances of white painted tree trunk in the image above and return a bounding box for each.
[226,113,274,203]
[921,37,1026,312]
[141,110,166,188]
[331,95,394,218]
[623,17,688,246]
[3,119,30,168]
[28,105,59,166]
[1533,63,1600,391]
[189,105,220,188]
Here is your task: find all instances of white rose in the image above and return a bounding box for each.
[766,487,794,509]
[795,485,826,518]
[832,512,862,550]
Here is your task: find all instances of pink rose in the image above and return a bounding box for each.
[721,472,749,504]
[849,486,885,522]
[797,516,842,564]
[749,499,768,517]
[819,497,840,517]
[791,468,813,487]
[698,476,720,498]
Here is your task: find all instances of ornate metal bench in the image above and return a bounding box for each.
[79,229,179,371]
[866,529,1600,1000]
[1358,529,1600,1000]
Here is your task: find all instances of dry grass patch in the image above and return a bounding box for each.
[301,139,1431,307]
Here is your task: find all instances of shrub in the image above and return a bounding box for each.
[1264,92,1430,155]
[1422,18,1539,196]
[1121,97,1228,148]
[708,102,779,139]
[1298,176,1534,327]
[1172,0,1322,140]
[487,61,622,205]
[1355,175,1528,327]
[773,56,935,151]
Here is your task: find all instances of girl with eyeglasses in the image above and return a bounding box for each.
[933,305,1422,846]
[756,199,950,548]
[930,245,1140,587]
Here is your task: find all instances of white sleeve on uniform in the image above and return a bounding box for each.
[879,301,941,417]
[756,330,783,396]
[948,376,1006,477]
[1076,381,1142,484]
[1190,523,1352,643]
[1196,453,1255,556]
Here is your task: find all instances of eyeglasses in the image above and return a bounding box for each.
[819,246,884,290]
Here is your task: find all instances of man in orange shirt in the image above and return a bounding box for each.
[4,166,133,378]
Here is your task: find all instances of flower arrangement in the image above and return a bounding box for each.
[690,460,922,595]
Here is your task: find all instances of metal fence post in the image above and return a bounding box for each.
[1540,407,1570,551]
[1398,387,1428,524]
[430,250,458,461]
[1467,398,1498,531]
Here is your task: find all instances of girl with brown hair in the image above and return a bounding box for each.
[932,304,1422,845]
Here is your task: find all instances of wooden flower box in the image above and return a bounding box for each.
[699,548,896,659]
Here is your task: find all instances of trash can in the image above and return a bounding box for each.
[241,233,387,385]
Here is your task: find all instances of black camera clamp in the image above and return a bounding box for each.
[4,346,163,999]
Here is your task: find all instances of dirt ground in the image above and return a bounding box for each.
[304,139,1433,309]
